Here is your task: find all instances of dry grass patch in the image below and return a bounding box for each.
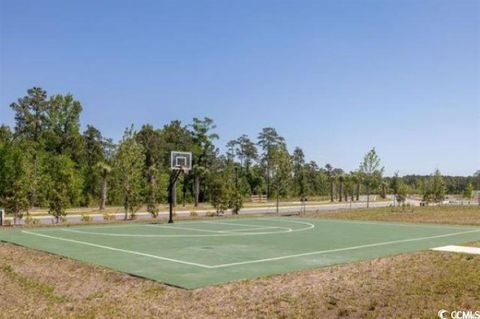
[307,205,480,226]
[1,240,479,318]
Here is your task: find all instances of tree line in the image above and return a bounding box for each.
[0,88,478,222]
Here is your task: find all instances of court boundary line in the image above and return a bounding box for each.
[59,219,312,237]
[144,223,292,233]
[21,230,213,268]
[295,216,478,230]
[20,228,480,269]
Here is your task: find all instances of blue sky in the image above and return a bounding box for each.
[1,0,479,176]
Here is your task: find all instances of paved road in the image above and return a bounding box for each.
[4,200,396,225]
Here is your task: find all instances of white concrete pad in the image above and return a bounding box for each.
[431,245,480,255]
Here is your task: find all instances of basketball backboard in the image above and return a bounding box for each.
[170,151,192,171]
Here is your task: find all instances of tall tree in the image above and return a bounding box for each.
[292,147,307,198]
[96,162,112,210]
[10,87,49,206]
[44,94,83,158]
[190,117,219,206]
[325,164,336,202]
[136,125,162,215]
[160,121,194,206]
[351,171,362,201]
[359,148,384,208]
[343,173,354,202]
[390,171,401,206]
[0,125,13,144]
[82,125,107,205]
[258,128,285,199]
[337,173,344,202]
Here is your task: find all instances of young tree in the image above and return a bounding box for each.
[270,146,292,213]
[209,176,231,215]
[396,184,408,206]
[208,158,244,215]
[0,143,31,224]
[379,180,389,199]
[463,182,474,200]
[115,127,145,219]
[43,154,82,223]
[432,169,446,202]
[359,148,384,208]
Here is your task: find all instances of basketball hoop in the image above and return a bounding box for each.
[168,151,192,223]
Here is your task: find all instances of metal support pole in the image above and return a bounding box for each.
[168,170,182,224]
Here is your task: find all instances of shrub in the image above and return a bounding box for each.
[24,215,39,225]
[81,214,92,223]
[103,213,116,221]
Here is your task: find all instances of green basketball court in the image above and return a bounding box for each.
[1,216,479,289]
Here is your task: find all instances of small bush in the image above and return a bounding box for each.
[190,211,198,217]
[81,214,92,223]
[103,213,116,221]
[24,215,40,225]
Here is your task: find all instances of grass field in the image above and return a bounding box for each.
[310,205,480,226]
[1,214,480,289]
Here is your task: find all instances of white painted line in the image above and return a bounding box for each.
[22,227,480,269]
[142,224,224,233]
[21,230,213,268]
[218,227,293,233]
[207,229,480,268]
[203,220,292,231]
[297,216,476,230]
[60,219,314,237]
[431,245,480,255]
